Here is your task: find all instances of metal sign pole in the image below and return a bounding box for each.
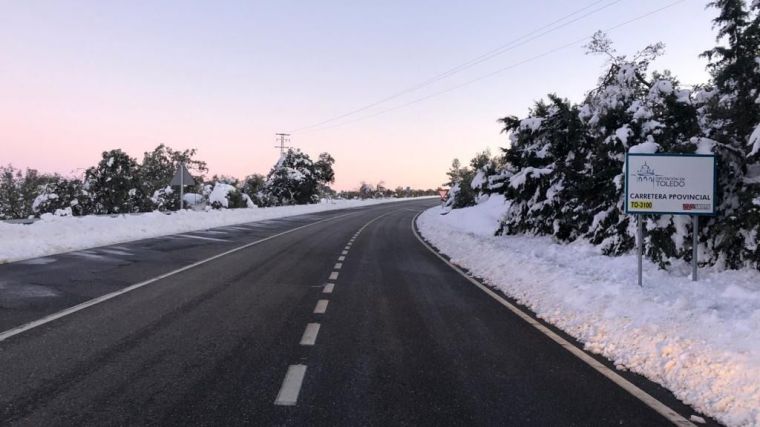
[637,216,643,287]
[179,163,184,211]
[692,215,698,281]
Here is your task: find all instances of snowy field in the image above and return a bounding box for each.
[417,196,760,427]
[0,198,430,264]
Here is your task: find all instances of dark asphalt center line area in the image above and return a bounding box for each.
[273,207,408,408]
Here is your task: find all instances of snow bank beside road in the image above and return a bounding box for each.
[418,197,760,427]
[0,198,428,264]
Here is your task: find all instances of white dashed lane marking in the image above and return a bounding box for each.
[323,283,334,294]
[72,251,107,260]
[300,323,321,346]
[329,272,339,280]
[338,256,345,261]
[99,249,133,256]
[341,250,348,255]
[274,365,307,406]
[18,257,57,265]
[334,263,342,270]
[196,230,229,235]
[178,234,230,242]
[314,300,329,314]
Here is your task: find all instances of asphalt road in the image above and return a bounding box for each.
[0,199,714,426]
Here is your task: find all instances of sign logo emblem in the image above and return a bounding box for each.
[633,161,686,188]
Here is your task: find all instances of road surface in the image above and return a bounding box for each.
[0,199,714,425]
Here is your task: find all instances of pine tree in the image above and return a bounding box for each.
[491,33,711,267]
[497,95,593,239]
[699,0,760,268]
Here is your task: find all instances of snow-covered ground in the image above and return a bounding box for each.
[417,196,760,427]
[0,198,430,264]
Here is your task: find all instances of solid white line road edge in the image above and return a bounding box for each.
[410,213,695,427]
[275,364,307,406]
[0,211,358,343]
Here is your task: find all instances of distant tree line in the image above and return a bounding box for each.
[338,181,437,200]
[0,144,435,220]
[0,145,336,219]
[444,1,760,270]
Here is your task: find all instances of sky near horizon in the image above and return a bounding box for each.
[1,0,717,190]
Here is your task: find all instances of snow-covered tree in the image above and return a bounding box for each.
[487,32,719,267]
[358,181,375,199]
[262,149,334,205]
[314,152,335,185]
[0,166,57,219]
[444,150,500,210]
[498,95,595,240]
[696,0,760,268]
[85,149,142,214]
[443,158,475,209]
[241,173,266,206]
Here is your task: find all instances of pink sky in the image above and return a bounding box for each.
[1,1,715,191]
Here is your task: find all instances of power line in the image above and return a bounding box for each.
[300,0,687,133]
[289,0,625,133]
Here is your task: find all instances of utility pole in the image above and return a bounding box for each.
[275,133,291,155]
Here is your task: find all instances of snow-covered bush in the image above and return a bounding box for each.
[205,182,250,209]
[32,178,92,216]
[150,186,176,211]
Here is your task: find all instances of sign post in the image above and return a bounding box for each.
[438,188,449,208]
[637,216,643,287]
[625,153,716,286]
[170,163,196,210]
[692,215,698,281]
